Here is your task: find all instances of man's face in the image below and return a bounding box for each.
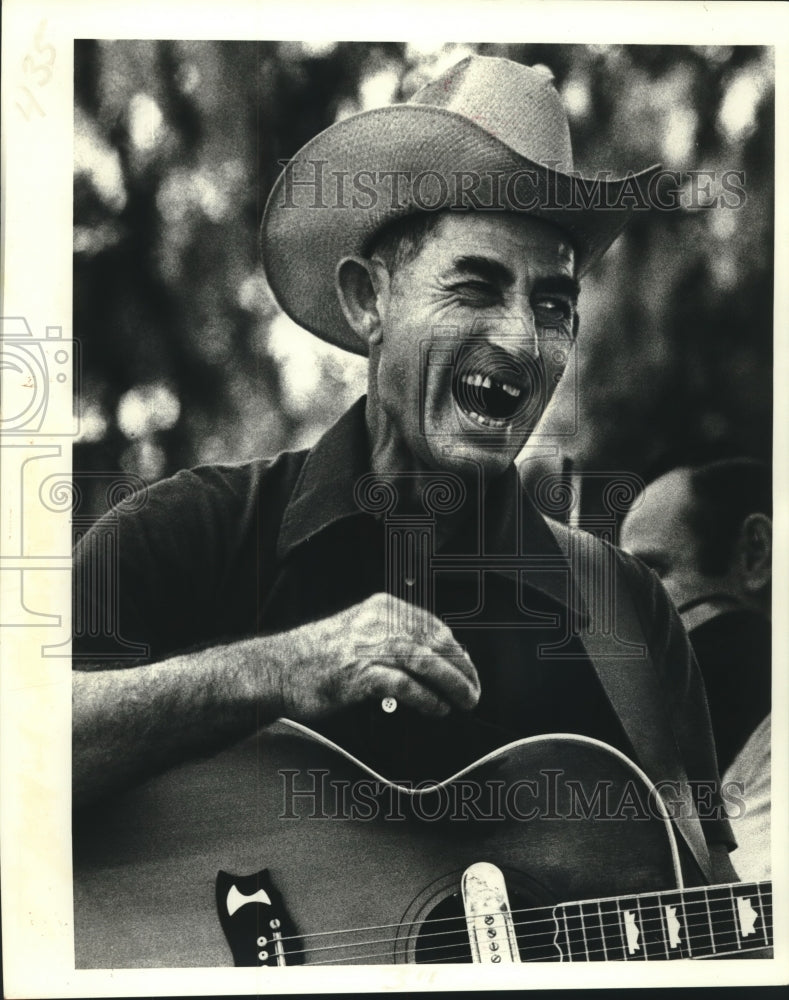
[368,212,578,480]
[620,468,731,612]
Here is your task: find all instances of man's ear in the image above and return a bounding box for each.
[737,512,772,594]
[335,256,389,351]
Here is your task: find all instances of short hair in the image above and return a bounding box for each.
[686,458,772,575]
[363,209,580,279]
[363,211,445,274]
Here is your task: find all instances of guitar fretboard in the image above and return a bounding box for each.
[548,881,771,961]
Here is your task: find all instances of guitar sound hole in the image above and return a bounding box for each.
[414,893,472,964]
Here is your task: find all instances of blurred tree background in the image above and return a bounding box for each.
[74,41,773,522]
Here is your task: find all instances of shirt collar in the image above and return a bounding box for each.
[276,396,587,622]
[277,396,371,560]
[679,595,742,633]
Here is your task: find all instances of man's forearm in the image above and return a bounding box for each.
[72,635,284,807]
[72,594,479,807]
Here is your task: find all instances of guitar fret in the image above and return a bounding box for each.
[709,886,740,953]
[705,889,717,954]
[636,892,670,960]
[755,883,770,947]
[679,897,694,958]
[559,904,586,961]
[579,903,591,960]
[677,887,715,957]
[729,887,742,950]
[634,897,644,950]
[656,894,671,960]
[541,882,770,965]
[692,887,717,956]
[640,898,658,960]
[597,901,609,961]
[599,899,628,961]
[665,892,693,958]
[578,901,605,962]
[615,901,631,961]
[562,905,573,962]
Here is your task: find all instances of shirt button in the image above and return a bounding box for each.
[381,697,398,714]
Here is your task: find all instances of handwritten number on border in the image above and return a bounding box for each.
[16,20,55,120]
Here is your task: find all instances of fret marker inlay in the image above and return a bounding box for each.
[623,910,641,954]
[664,905,681,948]
[736,896,758,938]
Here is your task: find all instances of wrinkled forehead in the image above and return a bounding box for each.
[416,210,577,272]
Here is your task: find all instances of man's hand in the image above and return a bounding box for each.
[73,594,479,804]
[270,593,480,721]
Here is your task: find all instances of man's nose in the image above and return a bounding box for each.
[479,308,541,360]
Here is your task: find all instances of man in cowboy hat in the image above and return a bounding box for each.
[73,56,739,890]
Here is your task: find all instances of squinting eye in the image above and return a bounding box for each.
[534,298,572,325]
[452,281,499,301]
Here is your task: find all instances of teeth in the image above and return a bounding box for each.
[460,372,521,397]
[457,371,522,428]
[466,410,507,429]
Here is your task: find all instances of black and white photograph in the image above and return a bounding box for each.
[1,1,787,995]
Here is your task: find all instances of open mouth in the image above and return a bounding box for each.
[453,372,523,427]
[451,350,542,429]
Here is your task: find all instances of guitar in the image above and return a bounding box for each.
[73,720,772,967]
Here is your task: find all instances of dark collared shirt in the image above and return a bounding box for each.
[74,398,733,847]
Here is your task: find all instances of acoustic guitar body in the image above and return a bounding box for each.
[73,722,693,967]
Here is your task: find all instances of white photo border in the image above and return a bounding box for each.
[2,0,788,995]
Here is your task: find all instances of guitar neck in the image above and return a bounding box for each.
[547,880,772,961]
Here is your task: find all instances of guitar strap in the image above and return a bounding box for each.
[546,518,713,884]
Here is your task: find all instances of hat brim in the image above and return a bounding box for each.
[261,104,661,356]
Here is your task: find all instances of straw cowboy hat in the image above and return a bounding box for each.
[261,54,660,356]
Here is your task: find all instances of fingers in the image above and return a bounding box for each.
[360,595,475,674]
[287,593,481,721]
[375,640,479,711]
[360,663,453,717]
[352,597,478,712]
[424,630,479,690]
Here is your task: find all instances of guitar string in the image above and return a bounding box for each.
[271,900,772,964]
[266,884,771,948]
[687,946,773,960]
[265,888,772,955]
[282,911,775,966]
[303,917,776,967]
[306,942,774,966]
[305,938,773,966]
[522,909,776,964]
[267,896,774,962]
